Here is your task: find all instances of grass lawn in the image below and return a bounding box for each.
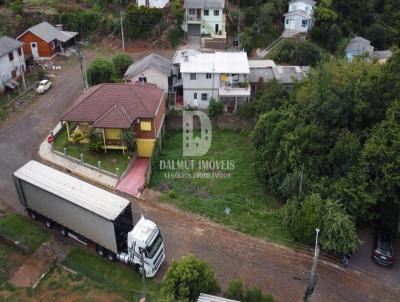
[62,248,161,301]
[150,130,293,245]
[0,242,26,287]
[0,214,50,251]
[53,126,130,175]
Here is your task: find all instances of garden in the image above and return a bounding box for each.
[53,126,131,176]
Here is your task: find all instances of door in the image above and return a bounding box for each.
[215,24,219,34]
[30,42,39,59]
[188,24,201,36]
[197,9,201,20]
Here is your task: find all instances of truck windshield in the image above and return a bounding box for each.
[146,232,163,259]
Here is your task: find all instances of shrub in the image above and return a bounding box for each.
[167,25,184,48]
[224,278,276,302]
[273,40,322,66]
[161,254,220,301]
[208,98,224,118]
[86,58,115,86]
[9,0,23,15]
[224,278,245,301]
[112,53,134,78]
[88,129,103,153]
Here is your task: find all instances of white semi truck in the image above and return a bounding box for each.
[13,160,165,277]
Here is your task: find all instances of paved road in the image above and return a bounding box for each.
[0,49,399,301]
[0,55,88,213]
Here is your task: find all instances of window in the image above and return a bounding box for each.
[305,6,310,12]
[189,9,196,15]
[206,73,212,79]
[201,93,208,101]
[8,52,14,61]
[105,128,122,140]
[292,5,297,10]
[286,19,289,25]
[214,10,219,16]
[302,20,308,27]
[51,41,55,49]
[140,121,152,131]
[194,93,198,99]
[190,73,196,80]
[204,9,209,16]
[18,48,22,56]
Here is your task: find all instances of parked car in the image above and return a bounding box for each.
[372,228,395,267]
[36,80,52,94]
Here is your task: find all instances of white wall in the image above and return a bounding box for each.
[202,8,225,35]
[127,67,169,92]
[0,47,26,87]
[182,72,220,108]
[289,1,314,16]
[137,0,168,8]
[284,15,310,32]
[183,88,218,108]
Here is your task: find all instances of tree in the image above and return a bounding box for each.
[208,99,224,119]
[366,24,387,49]
[161,254,220,302]
[9,0,23,15]
[112,53,133,78]
[124,5,163,39]
[86,58,115,86]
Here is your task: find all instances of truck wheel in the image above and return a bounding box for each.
[107,252,116,262]
[28,210,38,220]
[60,227,68,236]
[45,219,53,229]
[96,245,105,257]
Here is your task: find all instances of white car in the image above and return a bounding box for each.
[36,80,52,94]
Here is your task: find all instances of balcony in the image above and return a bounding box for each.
[219,83,251,97]
[186,15,201,23]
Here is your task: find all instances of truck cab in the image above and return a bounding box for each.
[124,216,165,277]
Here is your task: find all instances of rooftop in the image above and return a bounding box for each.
[18,21,78,43]
[14,161,130,221]
[197,294,240,302]
[184,0,225,9]
[180,52,250,74]
[61,83,164,128]
[0,36,23,57]
[130,216,159,246]
[249,64,310,84]
[289,0,316,6]
[248,60,276,69]
[124,53,171,80]
[345,36,374,54]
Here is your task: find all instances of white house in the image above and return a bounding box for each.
[136,0,169,8]
[0,36,26,93]
[179,51,250,112]
[182,0,226,37]
[124,53,171,92]
[283,0,316,33]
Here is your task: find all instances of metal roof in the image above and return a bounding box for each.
[18,21,78,43]
[180,52,250,74]
[197,294,240,302]
[184,0,225,9]
[14,161,130,221]
[345,36,374,54]
[124,53,171,80]
[0,36,23,57]
[289,0,316,6]
[248,60,276,69]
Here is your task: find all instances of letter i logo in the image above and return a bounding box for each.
[183,111,212,156]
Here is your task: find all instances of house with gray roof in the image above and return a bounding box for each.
[17,21,78,60]
[345,36,393,63]
[182,0,226,38]
[248,60,310,95]
[124,53,172,92]
[0,36,26,93]
[197,293,240,302]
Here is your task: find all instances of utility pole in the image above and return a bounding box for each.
[76,47,87,90]
[298,162,305,198]
[120,11,125,52]
[141,250,147,301]
[304,228,320,302]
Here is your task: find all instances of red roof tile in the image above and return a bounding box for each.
[61,83,164,128]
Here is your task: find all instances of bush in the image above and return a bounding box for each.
[161,254,220,302]
[224,278,245,301]
[86,58,115,86]
[167,25,184,48]
[88,129,103,153]
[273,40,322,66]
[224,278,276,302]
[112,53,134,78]
[208,98,224,118]
[124,5,163,40]
[9,0,23,15]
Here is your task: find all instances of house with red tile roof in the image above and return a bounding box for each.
[61,82,167,157]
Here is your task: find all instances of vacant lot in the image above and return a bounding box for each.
[150,130,293,245]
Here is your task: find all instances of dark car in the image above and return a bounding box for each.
[372,228,395,267]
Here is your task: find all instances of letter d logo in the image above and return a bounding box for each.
[183,111,212,156]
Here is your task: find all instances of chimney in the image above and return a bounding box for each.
[55,24,63,31]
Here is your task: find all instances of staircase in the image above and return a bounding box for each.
[256,36,285,58]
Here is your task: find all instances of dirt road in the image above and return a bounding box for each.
[135,192,400,302]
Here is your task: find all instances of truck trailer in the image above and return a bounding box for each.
[13,160,165,277]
